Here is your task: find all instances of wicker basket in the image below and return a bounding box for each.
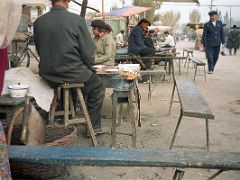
[6,107,77,179]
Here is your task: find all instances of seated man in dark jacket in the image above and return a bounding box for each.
[34,0,105,135]
[128,19,155,56]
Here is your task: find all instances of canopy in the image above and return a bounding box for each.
[22,0,50,7]
[149,25,172,32]
[107,6,152,17]
[22,0,49,5]
[162,0,199,3]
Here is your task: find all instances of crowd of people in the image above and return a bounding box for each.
[1,0,236,140]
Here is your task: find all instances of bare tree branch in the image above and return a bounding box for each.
[71,0,100,13]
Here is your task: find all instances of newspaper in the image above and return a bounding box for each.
[2,67,54,112]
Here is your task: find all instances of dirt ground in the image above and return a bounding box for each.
[31,41,240,180]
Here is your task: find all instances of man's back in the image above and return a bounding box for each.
[34,6,95,84]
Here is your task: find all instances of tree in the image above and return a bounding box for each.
[189,9,201,23]
[80,0,88,18]
[133,0,162,23]
[110,4,118,11]
[159,11,181,29]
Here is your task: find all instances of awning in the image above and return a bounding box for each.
[161,0,199,4]
[107,6,152,17]
[22,0,50,6]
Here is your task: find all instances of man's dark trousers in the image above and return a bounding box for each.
[206,45,220,71]
[81,73,105,129]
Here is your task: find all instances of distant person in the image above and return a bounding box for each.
[202,11,225,74]
[144,29,156,48]
[161,31,175,48]
[116,30,125,48]
[128,18,155,56]
[91,20,116,66]
[226,25,240,55]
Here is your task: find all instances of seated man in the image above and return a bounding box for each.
[161,31,175,48]
[91,20,116,66]
[34,0,105,135]
[116,30,126,48]
[128,19,155,56]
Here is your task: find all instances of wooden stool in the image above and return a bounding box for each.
[111,89,136,147]
[49,83,98,146]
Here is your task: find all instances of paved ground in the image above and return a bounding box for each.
[30,41,240,180]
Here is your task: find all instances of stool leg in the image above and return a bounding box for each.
[69,91,76,119]
[184,53,189,68]
[170,110,183,149]
[206,118,210,151]
[76,88,98,147]
[148,75,152,102]
[204,65,207,83]
[111,92,117,147]
[64,88,70,126]
[128,92,136,147]
[49,89,58,125]
[117,104,123,126]
[193,64,197,82]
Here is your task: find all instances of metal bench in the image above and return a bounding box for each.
[183,48,193,69]
[8,146,240,179]
[169,77,214,150]
[140,69,166,101]
[189,57,207,82]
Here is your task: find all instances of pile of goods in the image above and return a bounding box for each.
[120,71,140,80]
[94,64,141,80]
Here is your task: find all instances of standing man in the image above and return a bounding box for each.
[116,30,125,48]
[34,0,105,135]
[91,20,116,66]
[202,11,225,74]
[226,25,240,55]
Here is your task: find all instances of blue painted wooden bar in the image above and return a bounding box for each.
[8,146,240,170]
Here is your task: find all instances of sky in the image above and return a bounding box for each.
[69,0,240,24]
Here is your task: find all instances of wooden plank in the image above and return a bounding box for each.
[189,57,206,66]
[115,56,186,61]
[8,146,240,170]
[140,70,166,76]
[65,118,86,125]
[183,48,193,53]
[61,83,84,88]
[175,77,214,119]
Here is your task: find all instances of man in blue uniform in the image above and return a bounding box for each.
[202,11,225,74]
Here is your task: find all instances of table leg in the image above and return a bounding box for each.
[128,92,136,147]
[111,93,117,147]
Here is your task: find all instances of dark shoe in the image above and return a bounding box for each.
[86,127,108,137]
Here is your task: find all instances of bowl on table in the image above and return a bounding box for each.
[8,83,29,98]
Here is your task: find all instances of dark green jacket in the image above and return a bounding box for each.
[34,6,95,84]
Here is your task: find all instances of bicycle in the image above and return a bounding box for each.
[10,33,39,68]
